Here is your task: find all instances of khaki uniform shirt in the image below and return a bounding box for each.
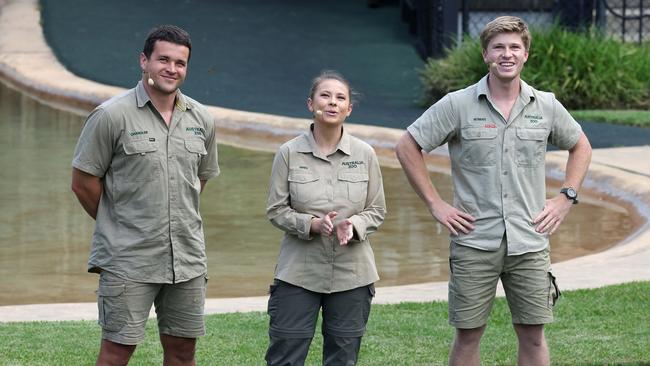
[267,126,386,293]
[72,81,220,283]
[407,75,581,255]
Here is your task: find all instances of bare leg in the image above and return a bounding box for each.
[513,324,549,366]
[449,326,486,366]
[96,339,136,366]
[160,334,197,366]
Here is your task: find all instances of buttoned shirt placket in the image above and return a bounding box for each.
[480,87,535,249]
[314,147,339,293]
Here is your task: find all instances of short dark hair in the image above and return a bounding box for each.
[142,25,192,60]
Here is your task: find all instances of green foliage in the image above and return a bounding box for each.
[420,26,650,110]
[1,282,649,365]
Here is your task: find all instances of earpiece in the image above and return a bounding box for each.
[147,73,155,87]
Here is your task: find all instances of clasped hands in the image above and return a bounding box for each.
[311,211,353,245]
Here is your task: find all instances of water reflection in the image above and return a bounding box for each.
[0,82,637,305]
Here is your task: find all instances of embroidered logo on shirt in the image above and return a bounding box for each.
[524,114,543,123]
[186,127,205,136]
[129,130,148,136]
[342,161,364,169]
[473,117,487,121]
[484,123,497,128]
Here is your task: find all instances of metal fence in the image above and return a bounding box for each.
[598,0,650,43]
[401,0,650,59]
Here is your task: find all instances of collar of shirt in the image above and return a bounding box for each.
[475,74,535,104]
[295,123,352,160]
[135,80,192,112]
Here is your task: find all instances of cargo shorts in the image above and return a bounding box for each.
[448,237,560,329]
[96,271,207,345]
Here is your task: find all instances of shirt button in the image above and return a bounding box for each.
[503,171,508,175]
[503,193,508,198]
[505,148,509,153]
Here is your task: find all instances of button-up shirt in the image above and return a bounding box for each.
[72,81,220,283]
[266,126,386,293]
[407,75,581,255]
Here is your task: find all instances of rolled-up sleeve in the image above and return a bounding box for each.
[198,117,220,180]
[349,150,386,242]
[266,147,314,240]
[407,94,458,153]
[72,108,114,177]
[550,98,582,150]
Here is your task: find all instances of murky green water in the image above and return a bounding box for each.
[0,82,636,305]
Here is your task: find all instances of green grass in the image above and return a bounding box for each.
[571,109,650,128]
[1,282,649,365]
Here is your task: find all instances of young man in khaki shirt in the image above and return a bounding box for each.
[71,25,219,365]
[396,16,592,365]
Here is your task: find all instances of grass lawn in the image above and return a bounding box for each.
[571,109,650,128]
[1,282,649,365]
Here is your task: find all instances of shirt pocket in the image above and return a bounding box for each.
[461,127,498,166]
[183,138,208,180]
[515,128,548,168]
[121,138,160,182]
[338,171,369,203]
[185,138,208,156]
[288,171,320,204]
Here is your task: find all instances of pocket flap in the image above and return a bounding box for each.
[185,139,207,154]
[516,128,548,141]
[97,283,125,297]
[288,172,319,184]
[123,140,157,155]
[462,127,498,140]
[338,172,369,183]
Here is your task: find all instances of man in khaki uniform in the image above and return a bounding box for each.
[396,16,592,365]
[71,25,219,365]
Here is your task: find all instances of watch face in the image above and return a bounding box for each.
[567,188,577,198]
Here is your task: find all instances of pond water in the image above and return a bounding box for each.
[0,82,637,305]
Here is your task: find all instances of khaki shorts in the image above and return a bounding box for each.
[97,271,207,345]
[448,238,560,329]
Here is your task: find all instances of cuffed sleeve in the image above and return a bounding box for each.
[348,150,386,242]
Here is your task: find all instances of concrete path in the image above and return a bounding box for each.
[0,0,649,322]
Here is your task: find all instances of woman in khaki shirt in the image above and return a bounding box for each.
[265,71,386,366]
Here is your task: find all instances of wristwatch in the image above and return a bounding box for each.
[560,187,579,204]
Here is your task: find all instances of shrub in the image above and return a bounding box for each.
[420,26,650,110]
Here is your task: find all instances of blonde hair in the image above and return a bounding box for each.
[480,16,531,51]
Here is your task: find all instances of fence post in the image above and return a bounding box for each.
[556,0,594,31]
[413,0,459,59]
[595,0,606,34]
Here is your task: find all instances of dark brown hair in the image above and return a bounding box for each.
[309,70,359,104]
[143,25,192,60]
